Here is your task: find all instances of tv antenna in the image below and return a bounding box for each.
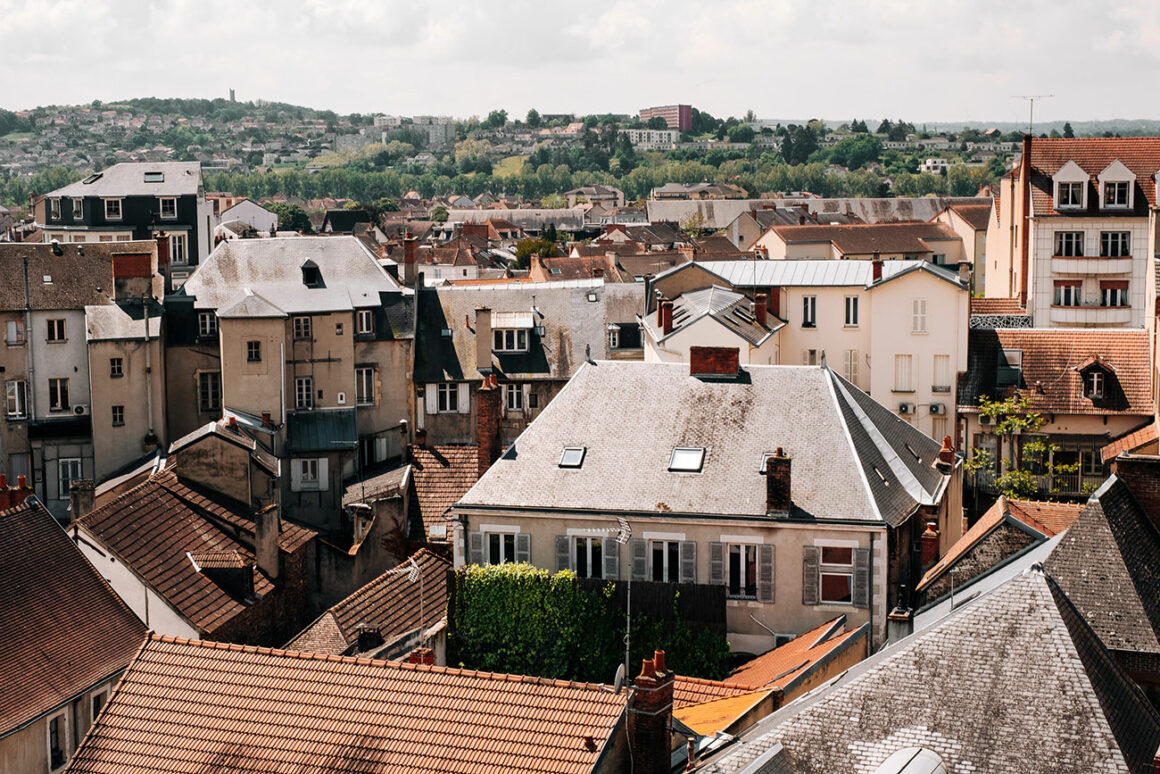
[1012,94,1053,135]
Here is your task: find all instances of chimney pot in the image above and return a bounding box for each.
[653,650,666,673]
[660,300,674,335]
[640,658,656,679]
[936,436,955,471]
[16,475,27,489]
[921,520,940,567]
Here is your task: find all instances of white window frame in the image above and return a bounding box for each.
[197,312,217,338]
[1054,231,1085,257]
[300,458,319,485]
[802,295,817,328]
[1056,181,1084,209]
[58,457,82,499]
[5,380,27,418]
[726,543,758,600]
[49,377,70,411]
[1102,180,1130,209]
[355,366,375,406]
[293,316,312,340]
[6,320,24,346]
[608,328,620,349]
[295,377,314,409]
[844,295,858,327]
[893,354,914,392]
[72,198,83,219]
[170,232,188,265]
[46,318,66,342]
[1100,231,1131,257]
[486,531,518,565]
[438,382,458,413]
[818,545,855,605]
[492,328,529,352]
[1086,371,1105,400]
[573,536,604,579]
[103,198,122,220]
[503,383,523,412]
[49,198,61,220]
[649,539,681,583]
[198,371,221,413]
[356,309,374,334]
[159,196,177,219]
[911,298,927,333]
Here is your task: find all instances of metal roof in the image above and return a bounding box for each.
[286,409,357,453]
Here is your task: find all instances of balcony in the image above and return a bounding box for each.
[1049,305,1132,325]
[1051,256,1133,275]
[976,468,1106,499]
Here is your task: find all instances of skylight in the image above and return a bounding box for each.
[143,171,164,183]
[669,447,705,473]
[81,173,102,185]
[559,447,586,468]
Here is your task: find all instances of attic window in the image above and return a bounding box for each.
[42,275,52,284]
[669,447,705,473]
[587,293,598,302]
[1085,371,1104,400]
[549,268,562,275]
[996,347,1022,388]
[300,259,321,287]
[904,443,921,462]
[143,171,164,183]
[81,173,102,184]
[559,447,586,468]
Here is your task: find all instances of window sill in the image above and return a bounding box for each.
[355,401,374,407]
[801,324,817,329]
[112,422,124,427]
[48,407,71,413]
[5,341,25,347]
[891,389,916,394]
[5,415,27,422]
[911,330,928,335]
[931,386,952,393]
[246,359,262,364]
[46,339,68,344]
[110,373,123,379]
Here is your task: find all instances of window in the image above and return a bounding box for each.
[246,340,261,362]
[58,458,82,499]
[170,232,188,264]
[802,348,818,366]
[608,328,619,349]
[844,296,858,326]
[573,536,604,579]
[159,197,177,219]
[198,372,221,412]
[488,532,517,565]
[893,354,913,392]
[650,540,681,582]
[504,383,523,412]
[104,198,122,220]
[335,323,343,336]
[91,690,107,721]
[5,380,27,418]
[109,357,123,377]
[997,348,1022,387]
[1054,231,1084,257]
[72,198,83,219]
[1085,371,1105,399]
[843,349,858,384]
[438,382,458,413]
[1100,231,1131,257]
[293,316,312,340]
[143,171,164,183]
[493,328,528,352]
[911,299,927,333]
[933,354,951,392]
[727,544,758,600]
[46,318,66,342]
[356,309,373,334]
[355,367,374,405]
[6,320,24,346]
[1103,180,1129,208]
[49,378,70,411]
[291,458,328,492]
[802,295,817,328]
[1057,181,1083,208]
[295,377,313,409]
[1054,281,1081,307]
[559,447,586,468]
[48,713,66,769]
[669,446,705,472]
[1101,281,1128,307]
[197,312,217,338]
[111,405,124,426]
[300,459,319,485]
[819,545,854,604]
[50,198,61,219]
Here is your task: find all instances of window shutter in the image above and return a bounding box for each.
[522,384,531,415]
[457,382,470,413]
[515,533,531,564]
[853,547,870,609]
[425,387,438,415]
[802,546,820,606]
[758,545,775,603]
[374,437,388,462]
[317,458,329,491]
[679,541,696,583]
[290,460,302,492]
[709,542,725,585]
[603,537,619,579]
[555,535,571,572]
[630,539,647,580]
[468,531,484,565]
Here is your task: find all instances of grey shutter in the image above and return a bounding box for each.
[853,547,870,609]
[424,387,439,415]
[802,546,820,606]
[758,545,775,603]
[515,533,531,564]
[603,537,619,579]
[679,541,696,584]
[469,531,484,566]
[630,539,647,580]
[555,535,571,572]
[709,542,725,585]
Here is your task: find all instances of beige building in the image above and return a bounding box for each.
[754,221,965,266]
[932,201,991,292]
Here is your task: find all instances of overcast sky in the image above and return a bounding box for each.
[2,0,1156,125]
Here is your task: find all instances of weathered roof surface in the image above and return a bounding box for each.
[182,236,402,313]
[168,419,279,478]
[769,222,961,256]
[1021,137,1160,215]
[646,197,986,231]
[459,362,950,526]
[341,464,409,507]
[48,161,202,198]
[1046,474,1160,657]
[287,549,450,655]
[0,242,151,311]
[75,469,315,635]
[969,297,1025,316]
[449,207,587,231]
[651,285,780,346]
[686,258,964,290]
[958,328,1154,416]
[725,617,868,692]
[65,634,628,774]
[674,690,775,737]
[0,501,146,735]
[698,570,1160,774]
[286,408,357,453]
[536,255,630,282]
[946,201,993,230]
[408,445,479,537]
[85,299,163,341]
[1102,420,1159,463]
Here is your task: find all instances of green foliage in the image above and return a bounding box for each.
[514,236,559,267]
[267,202,313,233]
[482,109,508,130]
[965,395,1080,498]
[447,564,730,682]
[525,109,541,128]
[727,124,755,143]
[1062,121,1075,139]
[430,205,449,223]
[645,116,670,130]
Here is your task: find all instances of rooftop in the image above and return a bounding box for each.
[725,616,869,692]
[769,221,961,256]
[0,241,154,311]
[407,444,479,539]
[645,285,781,346]
[677,258,965,290]
[1021,137,1160,215]
[47,161,202,198]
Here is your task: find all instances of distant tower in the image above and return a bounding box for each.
[229,89,236,103]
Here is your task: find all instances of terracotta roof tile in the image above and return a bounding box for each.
[674,676,755,709]
[725,617,868,691]
[1006,499,1084,537]
[969,297,1026,316]
[408,445,479,538]
[1101,420,1158,463]
[1021,137,1160,215]
[947,202,993,231]
[65,635,628,774]
[0,501,146,733]
[673,689,775,736]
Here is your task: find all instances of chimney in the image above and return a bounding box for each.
[871,254,883,282]
[592,266,604,279]
[406,647,436,666]
[11,475,31,508]
[958,261,971,285]
[414,427,428,448]
[754,293,768,327]
[403,231,417,285]
[763,448,792,514]
[1019,134,1032,307]
[887,602,914,641]
[530,253,542,275]
[474,306,492,373]
[685,737,697,771]
[356,624,384,653]
[936,436,955,473]
[254,504,281,579]
[69,479,94,522]
[261,411,272,428]
[768,288,780,318]
[920,520,940,568]
[660,300,673,335]
[1110,455,1160,535]
[155,232,170,268]
[628,650,675,774]
[477,374,502,479]
[690,346,740,378]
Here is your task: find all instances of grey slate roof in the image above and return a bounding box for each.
[458,362,949,525]
[85,300,163,341]
[646,197,988,231]
[182,236,403,314]
[448,207,587,231]
[698,570,1160,774]
[0,241,146,311]
[648,285,781,346]
[677,259,965,290]
[48,162,202,198]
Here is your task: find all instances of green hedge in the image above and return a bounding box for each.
[447,563,730,683]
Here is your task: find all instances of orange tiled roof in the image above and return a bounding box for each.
[1006,499,1085,537]
[673,675,755,709]
[725,617,867,691]
[948,201,993,231]
[969,297,1025,316]
[1022,137,1160,215]
[409,444,479,537]
[1102,420,1159,463]
[673,689,775,736]
[65,635,628,774]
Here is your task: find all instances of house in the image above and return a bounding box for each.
[319,208,371,234]
[958,328,1154,499]
[650,182,747,201]
[933,200,991,292]
[988,136,1159,326]
[722,206,862,251]
[642,285,783,366]
[405,439,479,546]
[0,499,146,774]
[528,253,635,283]
[217,198,277,234]
[39,162,213,278]
[62,634,634,774]
[754,221,965,265]
[565,185,626,208]
[452,354,963,652]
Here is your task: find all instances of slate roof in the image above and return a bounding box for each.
[697,570,1160,774]
[408,444,479,537]
[725,617,868,693]
[647,197,987,231]
[286,549,450,655]
[65,634,628,774]
[958,328,1154,416]
[535,255,630,282]
[459,362,951,526]
[1020,137,1160,216]
[0,241,152,311]
[683,258,965,290]
[769,222,961,256]
[74,469,315,635]
[647,285,781,346]
[48,161,202,198]
[341,465,409,508]
[0,501,146,735]
[85,299,163,341]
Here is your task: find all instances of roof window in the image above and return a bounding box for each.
[143,171,164,183]
[559,447,586,468]
[300,259,322,287]
[669,447,705,473]
[81,173,102,185]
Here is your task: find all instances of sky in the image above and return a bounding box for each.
[2,0,1158,125]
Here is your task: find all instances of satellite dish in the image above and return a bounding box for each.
[612,663,625,693]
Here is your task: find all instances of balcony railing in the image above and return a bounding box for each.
[975,468,1106,497]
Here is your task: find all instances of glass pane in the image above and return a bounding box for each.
[821,573,853,603]
[821,546,853,566]
[669,447,705,472]
[591,539,602,578]
[728,547,741,596]
[668,542,680,582]
[574,539,588,577]
[488,534,500,564]
[651,543,664,581]
[559,447,586,468]
[503,534,514,562]
[745,546,758,597]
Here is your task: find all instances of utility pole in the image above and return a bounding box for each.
[1012,94,1053,135]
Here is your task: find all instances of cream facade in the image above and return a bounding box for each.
[0,676,122,774]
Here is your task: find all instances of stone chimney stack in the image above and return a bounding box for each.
[476,374,502,479]
[254,504,281,579]
[403,231,417,285]
[69,479,95,522]
[628,650,675,774]
[474,306,492,373]
[690,346,740,378]
[763,448,792,514]
[920,520,940,568]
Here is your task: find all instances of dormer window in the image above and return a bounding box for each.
[493,329,528,352]
[1103,181,1129,208]
[1086,371,1104,400]
[996,348,1022,388]
[300,259,321,287]
[1076,355,1115,401]
[1057,182,1083,207]
[1053,160,1089,210]
[1097,160,1135,210]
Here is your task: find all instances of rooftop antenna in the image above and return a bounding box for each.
[1012,94,1053,135]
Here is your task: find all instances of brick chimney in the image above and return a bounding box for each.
[754,293,768,327]
[628,650,675,774]
[1110,455,1160,534]
[763,448,791,514]
[403,231,417,285]
[254,504,281,579]
[356,624,384,653]
[936,436,955,473]
[920,520,940,568]
[871,255,883,282]
[474,306,492,373]
[69,479,94,522]
[477,374,502,479]
[155,232,170,268]
[414,427,428,448]
[660,300,673,335]
[768,288,780,318]
[690,346,740,378]
[11,475,31,508]
[406,646,435,665]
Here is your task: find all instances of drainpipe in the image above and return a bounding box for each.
[21,256,37,496]
[142,293,154,437]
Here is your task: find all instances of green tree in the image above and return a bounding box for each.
[482,109,508,130]
[727,124,755,143]
[1062,121,1075,138]
[268,202,313,233]
[525,108,541,128]
[430,205,449,223]
[514,236,559,267]
[851,119,869,133]
[963,395,1079,499]
[645,116,669,130]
